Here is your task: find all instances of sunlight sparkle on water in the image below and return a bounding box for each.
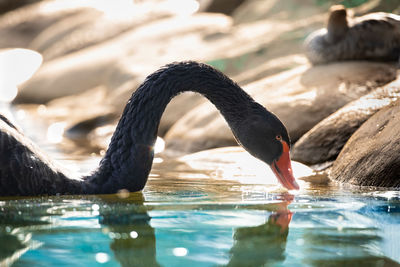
[129,231,138,239]
[153,157,164,163]
[173,247,188,257]
[95,252,109,263]
[296,238,305,246]
[180,147,313,190]
[47,122,66,143]
[37,105,47,115]
[372,191,399,199]
[154,137,165,154]
[117,189,130,199]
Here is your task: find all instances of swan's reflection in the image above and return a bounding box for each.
[97,192,293,267]
[97,193,160,267]
[0,200,48,266]
[1,193,398,266]
[226,210,292,266]
[226,194,292,266]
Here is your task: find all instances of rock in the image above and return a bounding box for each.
[0,0,39,14]
[165,62,397,153]
[19,80,203,146]
[99,79,207,136]
[292,76,400,165]
[175,146,313,188]
[42,86,114,123]
[199,0,246,15]
[11,0,398,149]
[13,1,327,104]
[233,54,308,85]
[16,86,117,146]
[368,1,400,13]
[159,93,206,136]
[28,2,174,61]
[14,13,232,103]
[329,100,400,188]
[28,9,108,60]
[0,0,175,52]
[196,0,329,82]
[13,5,320,127]
[232,0,326,25]
[0,0,97,48]
[49,85,205,139]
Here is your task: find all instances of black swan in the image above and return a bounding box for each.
[0,61,299,196]
[304,5,400,64]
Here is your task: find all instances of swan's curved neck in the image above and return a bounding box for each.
[85,62,256,194]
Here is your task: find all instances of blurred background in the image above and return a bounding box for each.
[1,2,400,266]
[1,0,400,159]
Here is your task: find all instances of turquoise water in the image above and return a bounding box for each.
[1,108,399,266]
[1,165,399,267]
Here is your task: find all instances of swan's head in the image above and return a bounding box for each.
[234,107,300,190]
[326,5,348,43]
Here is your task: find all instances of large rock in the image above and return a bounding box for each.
[199,0,246,15]
[330,100,400,187]
[13,5,323,136]
[292,76,400,165]
[232,0,326,25]
[0,0,98,48]
[205,0,328,82]
[165,62,397,154]
[28,1,176,61]
[105,80,207,135]
[14,13,232,103]
[174,146,313,188]
[16,0,330,102]
[37,85,206,139]
[0,0,39,14]
[12,0,399,150]
[28,9,114,61]
[13,0,332,104]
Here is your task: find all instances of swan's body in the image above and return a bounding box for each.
[0,61,298,196]
[305,5,400,64]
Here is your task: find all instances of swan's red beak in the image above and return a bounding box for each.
[270,141,300,190]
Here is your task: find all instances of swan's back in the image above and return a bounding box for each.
[351,13,400,57]
[0,115,78,196]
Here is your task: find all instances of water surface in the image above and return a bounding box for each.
[1,157,399,267]
[1,108,399,266]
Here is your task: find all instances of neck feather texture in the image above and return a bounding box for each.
[84,61,257,194]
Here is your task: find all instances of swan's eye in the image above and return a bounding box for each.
[276,135,282,141]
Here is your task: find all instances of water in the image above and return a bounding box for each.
[1,159,399,267]
[1,108,399,266]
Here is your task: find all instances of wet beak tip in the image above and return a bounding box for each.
[292,181,300,190]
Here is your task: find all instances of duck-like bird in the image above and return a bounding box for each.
[305,5,400,64]
[0,61,299,196]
